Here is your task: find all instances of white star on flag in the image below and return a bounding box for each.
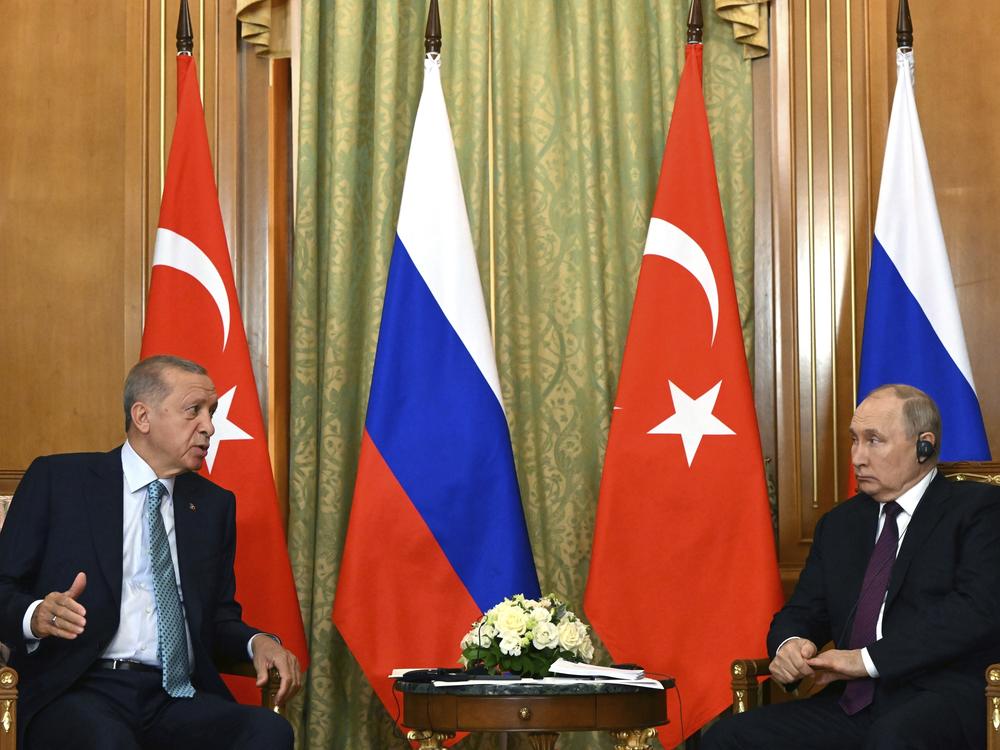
[206,386,253,472]
[648,380,734,466]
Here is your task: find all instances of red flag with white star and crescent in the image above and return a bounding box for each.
[584,43,782,745]
[140,53,308,702]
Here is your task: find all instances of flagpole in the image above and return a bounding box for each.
[896,0,913,51]
[425,0,441,55]
[687,0,703,44]
[177,0,193,56]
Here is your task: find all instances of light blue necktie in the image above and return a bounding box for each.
[146,480,195,698]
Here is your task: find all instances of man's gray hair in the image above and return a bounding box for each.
[123,355,207,432]
[866,383,942,450]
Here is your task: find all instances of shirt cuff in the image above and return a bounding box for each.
[23,600,43,652]
[775,636,803,655]
[247,632,280,659]
[861,647,879,678]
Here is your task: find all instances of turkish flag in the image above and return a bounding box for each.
[140,54,308,701]
[584,44,782,745]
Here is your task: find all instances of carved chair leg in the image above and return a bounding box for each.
[525,732,559,750]
[406,730,454,749]
[608,727,657,750]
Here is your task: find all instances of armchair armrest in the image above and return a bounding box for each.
[988,664,1000,750]
[215,658,283,714]
[0,667,17,750]
[730,658,771,714]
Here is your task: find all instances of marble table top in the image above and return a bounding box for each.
[394,676,674,695]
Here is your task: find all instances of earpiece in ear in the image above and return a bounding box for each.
[916,439,935,463]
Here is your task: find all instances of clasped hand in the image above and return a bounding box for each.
[770,638,868,688]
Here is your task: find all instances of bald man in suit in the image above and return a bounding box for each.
[704,384,1000,749]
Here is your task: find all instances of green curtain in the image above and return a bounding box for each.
[290,2,754,748]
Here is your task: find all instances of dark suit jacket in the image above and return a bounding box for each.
[0,448,260,738]
[767,472,1000,747]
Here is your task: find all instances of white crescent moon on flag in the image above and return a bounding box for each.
[152,227,231,349]
[644,218,719,345]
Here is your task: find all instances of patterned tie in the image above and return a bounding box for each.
[839,501,902,715]
[146,480,196,698]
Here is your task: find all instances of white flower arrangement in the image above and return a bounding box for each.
[459,593,595,677]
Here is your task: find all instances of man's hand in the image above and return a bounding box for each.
[251,635,302,707]
[769,637,817,685]
[806,648,868,688]
[31,572,87,640]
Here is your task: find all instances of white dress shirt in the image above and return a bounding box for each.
[776,468,937,678]
[23,442,193,668]
[104,441,194,666]
[23,442,265,664]
[859,467,936,677]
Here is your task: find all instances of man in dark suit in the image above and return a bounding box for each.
[704,383,1000,749]
[0,355,301,749]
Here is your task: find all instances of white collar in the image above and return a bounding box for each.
[122,440,176,497]
[888,466,937,518]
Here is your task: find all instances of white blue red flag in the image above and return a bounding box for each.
[859,50,990,460]
[332,53,540,721]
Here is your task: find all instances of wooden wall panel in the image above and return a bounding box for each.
[0,1,261,498]
[767,0,875,588]
[765,0,1000,586]
[0,3,140,493]
[895,1,1000,454]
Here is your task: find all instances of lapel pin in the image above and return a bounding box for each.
[189,503,197,511]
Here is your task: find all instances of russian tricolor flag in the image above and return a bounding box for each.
[332,53,540,720]
[859,50,990,461]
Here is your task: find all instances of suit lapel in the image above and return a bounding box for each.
[171,473,204,636]
[847,497,880,598]
[86,448,125,606]
[884,472,950,610]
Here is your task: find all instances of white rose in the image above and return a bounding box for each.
[531,621,559,650]
[530,606,551,624]
[499,634,523,656]
[557,619,584,651]
[577,634,595,661]
[495,603,529,636]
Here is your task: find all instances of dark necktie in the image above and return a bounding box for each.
[839,500,902,715]
[147,480,196,698]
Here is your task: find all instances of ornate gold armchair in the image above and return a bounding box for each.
[728,463,1000,750]
[0,494,282,749]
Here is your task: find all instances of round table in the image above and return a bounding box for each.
[396,678,671,750]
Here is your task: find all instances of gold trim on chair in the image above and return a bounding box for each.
[0,667,18,747]
[939,462,1000,486]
